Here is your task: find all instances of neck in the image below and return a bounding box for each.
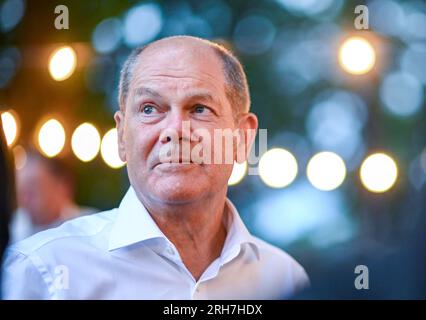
[140,188,229,281]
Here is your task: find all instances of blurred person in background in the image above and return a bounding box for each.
[10,151,96,243]
[0,118,16,297]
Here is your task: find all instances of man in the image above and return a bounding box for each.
[10,152,96,243]
[2,36,308,299]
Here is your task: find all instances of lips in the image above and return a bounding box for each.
[152,143,205,169]
[153,161,200,173]
[152,157,199,169]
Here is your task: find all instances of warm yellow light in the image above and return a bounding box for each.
[71,123,101,162]
[37,119,66,157]
[307,151,346,191]
[1,110,18,146]
[48,46,77,81]
[101,128,125,169]
[228,161,248,186]
[360,153,398,193]
[339,37,376,75]
[13,145,27,170]
[259,148,298,188]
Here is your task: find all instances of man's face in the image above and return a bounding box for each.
[17,160,64,225]
[115,40,246,204]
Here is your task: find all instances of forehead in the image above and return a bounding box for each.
[130,41,227,96]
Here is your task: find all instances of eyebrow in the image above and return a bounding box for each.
[134,87,163,100]
[133,87,219,106]
[187,92,219,105]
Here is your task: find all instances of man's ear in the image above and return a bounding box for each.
[114,110,127,162]
[235,113,258,163]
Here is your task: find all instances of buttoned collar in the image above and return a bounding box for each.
[108,186,259,261]
[108,187,166,251]
[219,198,260,264]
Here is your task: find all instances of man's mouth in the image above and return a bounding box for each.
[153,157,201,169]
[153,161,200,173]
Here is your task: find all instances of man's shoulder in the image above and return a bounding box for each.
[251,236,307,271]
[250,236,310,293]
[10,209,117,256]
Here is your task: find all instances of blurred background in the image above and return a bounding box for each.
[0,0,425,277]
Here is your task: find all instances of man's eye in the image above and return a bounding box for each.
[142,105,156,115]
[193,105,208,114]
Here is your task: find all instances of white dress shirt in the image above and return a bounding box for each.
[2,187,309,300]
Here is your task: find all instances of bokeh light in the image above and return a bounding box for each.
[37,119,66,157]
[369,0,405,38]
[401,43,426,86]
[48,46,77,81]
[259,148,298,188]
[380,71,423,117]
[0,0,25,33]
[92,18,122,54]
[0,47,21,88]
[228,161,248,186]
[306,90,367,164]
[101,128,125,169]
[71,123,101,162]
[1,110,18,146]
[233,15,276,55]
[402,4,426,42]
[360,153,398,193]
[123,3,162,47]
[339,36,376,75]
[275,0,340,18]
[274,23,341,96]
[252,180,353,247]
[307,151,346,191]
[0,56,16,88]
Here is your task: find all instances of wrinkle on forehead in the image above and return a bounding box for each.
[130,75,228,113]
[128,39,229,108]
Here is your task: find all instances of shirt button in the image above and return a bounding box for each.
[167,246,175,255]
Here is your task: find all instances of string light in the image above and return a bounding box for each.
[339,36,376,75]
[48,46,77,81]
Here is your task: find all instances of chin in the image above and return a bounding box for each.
[150,178,209,204]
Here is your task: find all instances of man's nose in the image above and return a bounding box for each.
[158,110,191,144]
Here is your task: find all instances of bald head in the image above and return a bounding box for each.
[118,36,250,117]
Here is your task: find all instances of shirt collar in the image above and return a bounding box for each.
[108,186,260,261]
[220,198,260,264]
[108,187,167,251]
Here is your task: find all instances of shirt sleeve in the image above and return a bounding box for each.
[2,248,52,300]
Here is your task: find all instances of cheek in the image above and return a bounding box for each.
[208,131,239,165]
[210,163,234,180]
[193,125,235,162]
[124,124,159,166]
